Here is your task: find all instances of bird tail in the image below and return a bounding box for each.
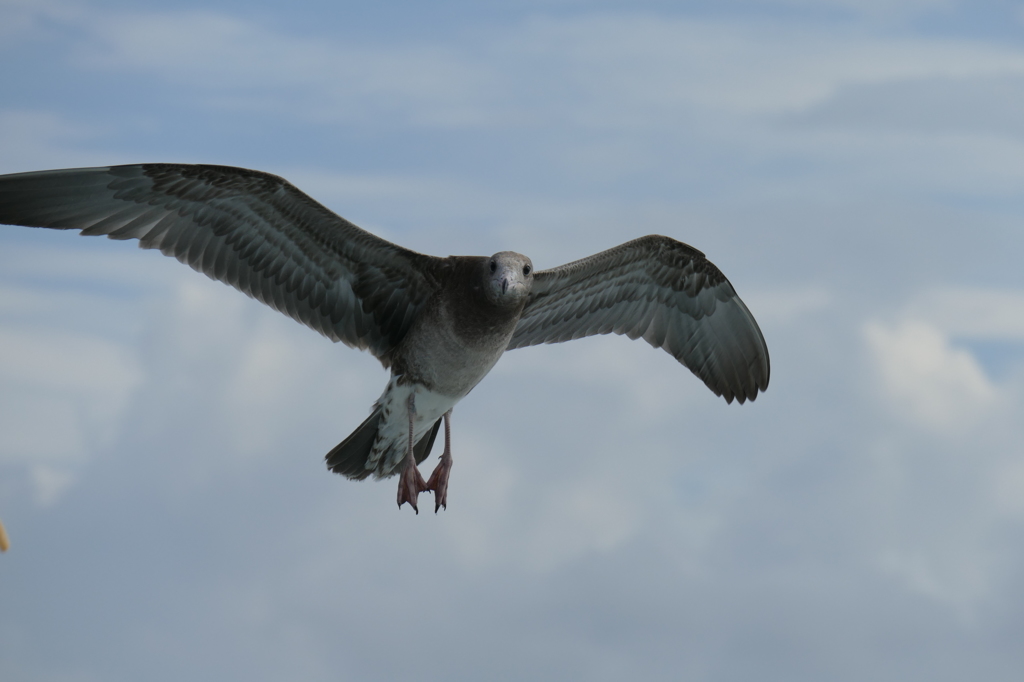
[325,407,442,480]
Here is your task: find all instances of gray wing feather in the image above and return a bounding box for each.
[508,235,769,403]
[0,164,443,366]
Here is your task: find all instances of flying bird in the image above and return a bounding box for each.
[0,164,770,513]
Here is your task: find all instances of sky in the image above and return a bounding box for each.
[2,0,1024,679]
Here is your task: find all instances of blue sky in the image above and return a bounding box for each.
[3,0,1024,680]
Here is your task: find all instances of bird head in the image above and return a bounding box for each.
[484,251,533,306]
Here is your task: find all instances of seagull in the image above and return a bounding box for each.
[0,164,770,513]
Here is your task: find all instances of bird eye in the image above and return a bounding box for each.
[523,265,531,276]
[490,260,497,273]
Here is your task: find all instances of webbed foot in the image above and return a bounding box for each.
[425,410,454,513]
[397,454,429,514]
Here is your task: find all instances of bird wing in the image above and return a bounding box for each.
[507,235,770,403]
[0,164,444,366]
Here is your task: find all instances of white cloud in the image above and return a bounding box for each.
[907,286,1024,340]
[0,0,85,42]
[743,286,832,326]
[0,389,84,463]
[0,325,143,465]
[791,73,1024,139]
[876,544,996,614]
[506,15,1024,120]
[864,319,997,431]
[992,456,1024,517]
[10,5,1024,132]
[75,10,493,128]
[0,110,109,173]
[10,3,1024,210]
[758,0,956,18]
[29,464,76,507]
[437,430,644,572]
[519,474,641,570]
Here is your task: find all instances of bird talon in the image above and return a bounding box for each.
[425,454,452,513]
[397,463,428,513]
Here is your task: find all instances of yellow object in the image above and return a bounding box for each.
[0,518,9,552]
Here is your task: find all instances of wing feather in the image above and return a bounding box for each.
[0,164,442,365]
[508,235,769,403]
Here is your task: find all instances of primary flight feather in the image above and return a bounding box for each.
[0,163,769,513]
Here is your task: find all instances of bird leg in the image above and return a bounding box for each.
[397,392,428,514]
[425,410,454,513]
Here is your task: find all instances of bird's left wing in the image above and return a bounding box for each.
[507,235,769,403]
[0,164,445,366]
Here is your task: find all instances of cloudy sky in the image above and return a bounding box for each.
[3,0,1024,679]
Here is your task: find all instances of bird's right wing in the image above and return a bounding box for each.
[0,164,444,366]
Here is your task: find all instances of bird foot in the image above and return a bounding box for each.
[397,456,429,514]
[425,454,453,513]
